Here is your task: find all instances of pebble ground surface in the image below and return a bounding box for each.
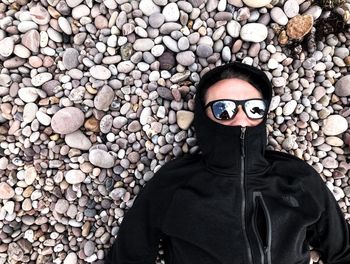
[0,0,350,263]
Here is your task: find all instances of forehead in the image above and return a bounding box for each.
[204,78,262,102]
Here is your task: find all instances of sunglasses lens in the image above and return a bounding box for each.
[212,101,237,120]
[245,99,267,119]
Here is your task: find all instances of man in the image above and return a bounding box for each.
[105,62,350,264]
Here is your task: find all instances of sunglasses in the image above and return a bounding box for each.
[204,98,268,121]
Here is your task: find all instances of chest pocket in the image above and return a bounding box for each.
[252,191,272,264]
[251,189,317,263]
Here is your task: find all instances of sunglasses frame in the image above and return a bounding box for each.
[204,98,268,121]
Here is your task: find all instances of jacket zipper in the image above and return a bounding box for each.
[240,126,253,264]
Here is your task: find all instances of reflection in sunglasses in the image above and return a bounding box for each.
[250,107,265,115]
[206,99,267,121]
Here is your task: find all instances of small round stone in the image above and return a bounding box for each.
[72,5,90,20]
[89,149,115,168]
[51,107,85,134]
[133,38,155,51]
[139,0,161,16]
[176,110,194,130]
[36,111,51,126]
[162,3,180,22]
[84,241,95,257]
[18,88,38,103]
[58,17,72,35]
[271,7,288,25]
[30,4,50,25]
[89,65,111,80]
[113,116,128,128]
[64,252,78,264]
[335,75,350,97]
[65,130,92,150]
[55,199,69,214]
[63,48,79,70]
[0,37,15,57]
[65,170,86,184]
[283,0,299,18]
[196,44,213,58]
[14,44,31,58]
[178,37,190,51]
[303,5,322,20]
[176,51,196,66]
[283,100,297,115]
[149,13,165,28]
[322,115,348,136]
[117,61,135,73]
[23,103,38,124]
[31,72,52,87]
[227,20,241,38]
[128,120,142,132]
[0,182,15,200]
[94,85,115,111]
[240,23,268,42]
[242,0,272,8]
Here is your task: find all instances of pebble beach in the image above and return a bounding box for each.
[0,0,349,263]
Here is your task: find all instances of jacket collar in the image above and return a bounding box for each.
[192,62,273,177]
[193,94,270,176]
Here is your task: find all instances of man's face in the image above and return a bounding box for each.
[204,78,264,127]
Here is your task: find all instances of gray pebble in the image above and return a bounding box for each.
[55,199,69,214]
[89,149,115,168]
[335,75,350,97]
[128,120,141,132]
[84,241,95,257]
[176,51,196,66]
[94,85,115,111]
[196,44,213,58]
[63,48,79,70]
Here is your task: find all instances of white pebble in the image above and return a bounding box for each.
[240,23,268,42]
[58,17,72,35]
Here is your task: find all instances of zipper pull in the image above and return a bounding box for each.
[240,126,246,139]
[240,126,246,157]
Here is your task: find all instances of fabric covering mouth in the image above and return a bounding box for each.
[192,62,273,176]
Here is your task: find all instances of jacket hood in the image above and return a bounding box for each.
[193,62,273,176]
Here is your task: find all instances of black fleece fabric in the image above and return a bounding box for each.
[104,62,350,264]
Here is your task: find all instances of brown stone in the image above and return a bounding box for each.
[47,6,61,19]
[286,14,313,40]
[278,30,289,45]
[84,117,100,132]
[49,96,60,104]
[344,56,350,66]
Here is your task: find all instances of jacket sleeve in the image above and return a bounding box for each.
[104,172,165,264]
[307,170,350,264]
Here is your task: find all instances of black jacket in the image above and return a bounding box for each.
[105,62,350,264]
